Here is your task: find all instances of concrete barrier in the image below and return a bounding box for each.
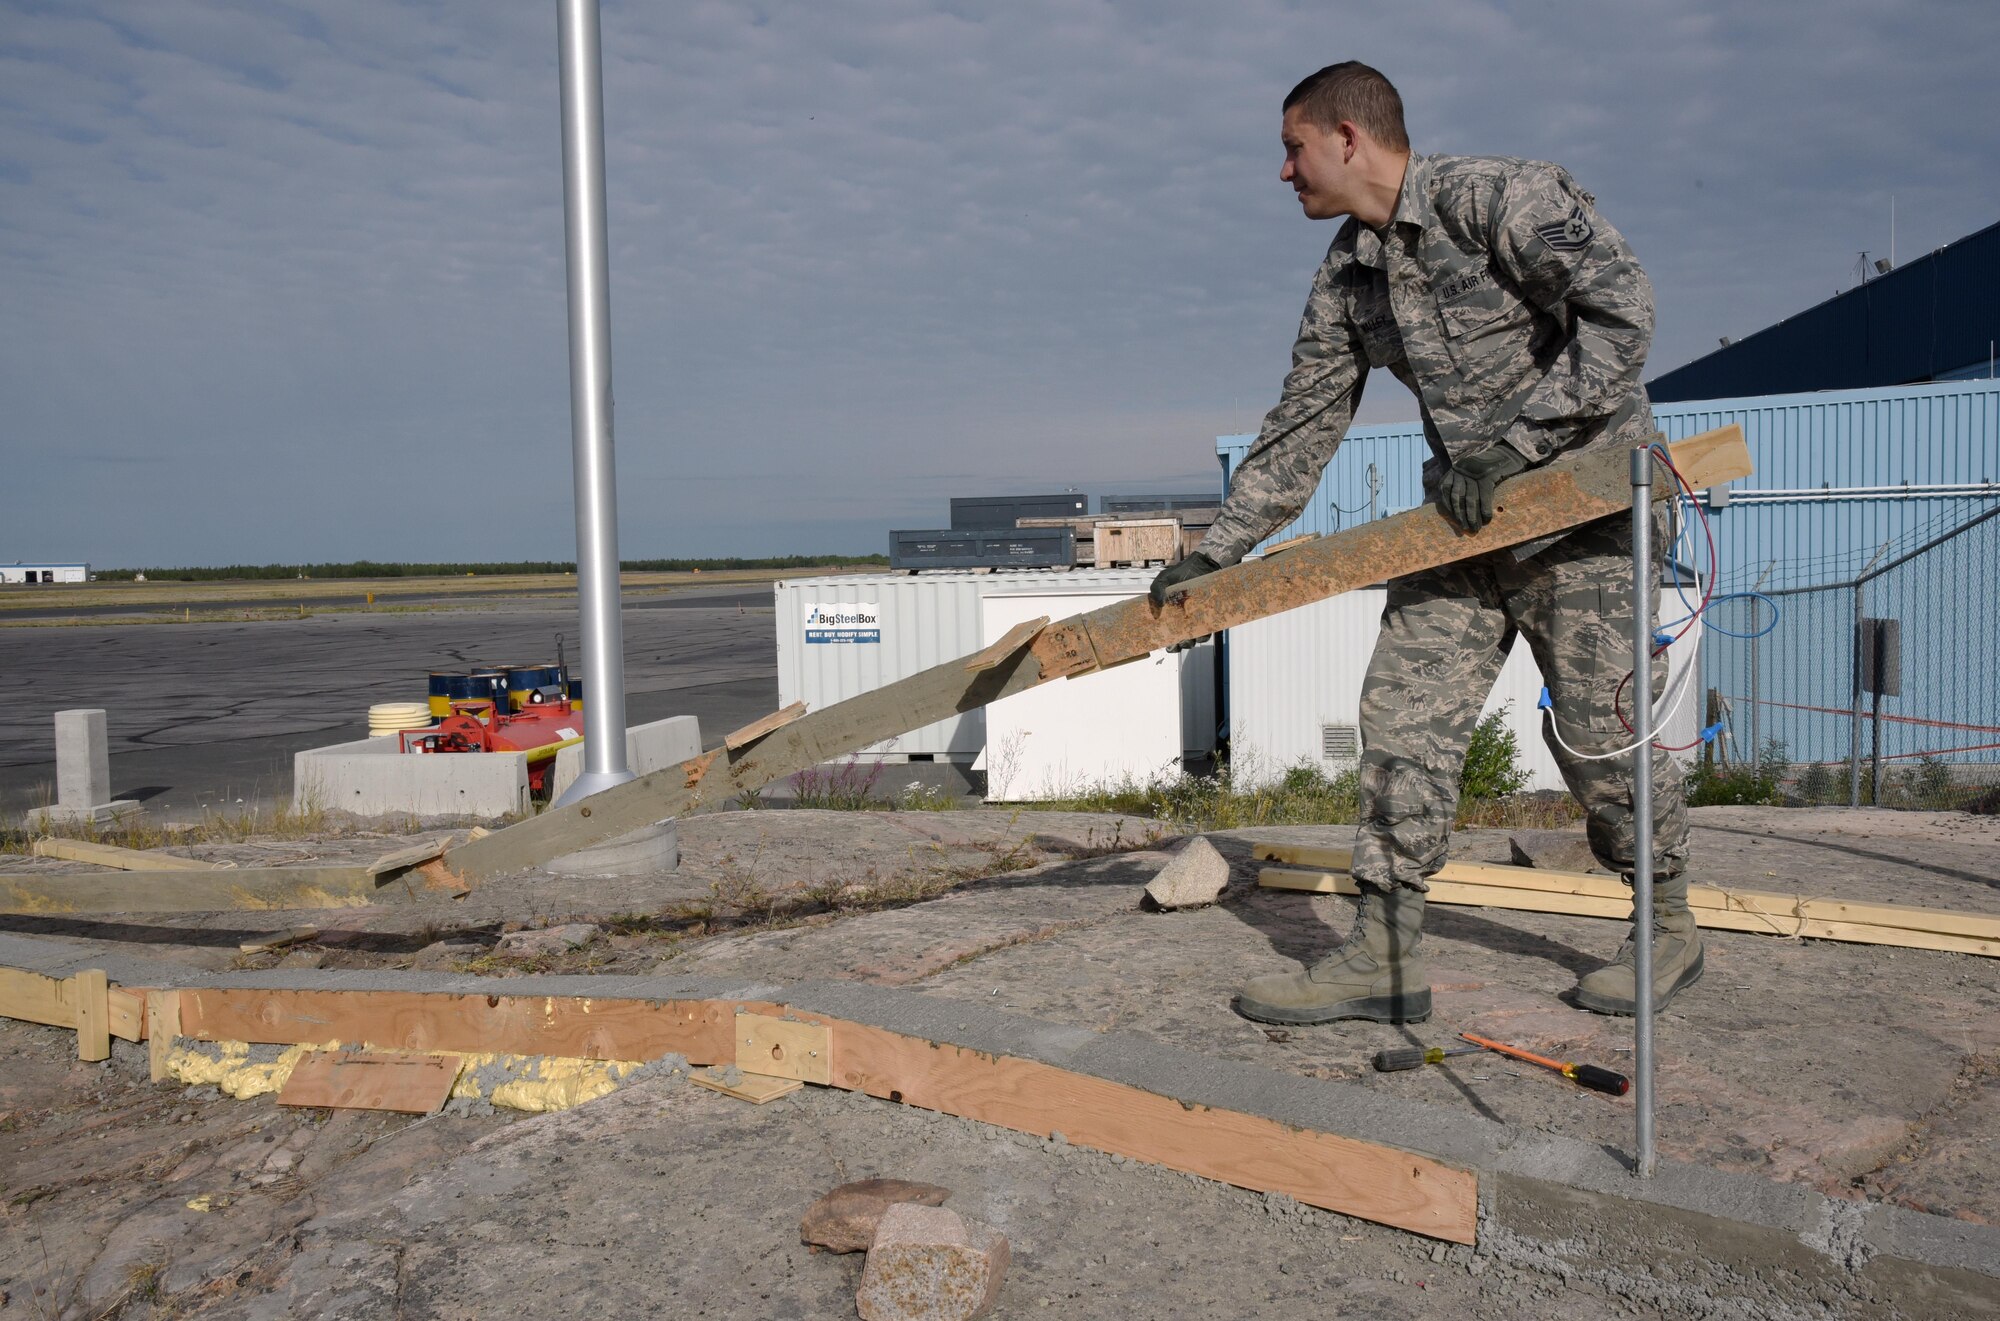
[31,709,139,828]
[547,715,702,802]
[293,737,530,820]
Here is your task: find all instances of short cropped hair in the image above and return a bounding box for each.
[1283,62,1409,152]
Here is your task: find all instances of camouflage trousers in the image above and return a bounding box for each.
[1351,507,1691,892]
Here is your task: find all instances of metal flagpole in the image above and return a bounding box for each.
[550,0,634,808]
[1630,446,1657,1178]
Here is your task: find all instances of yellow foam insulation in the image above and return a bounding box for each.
[160,1038,650,1114]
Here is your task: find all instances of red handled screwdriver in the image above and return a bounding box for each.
[1459,1032,1630,1096]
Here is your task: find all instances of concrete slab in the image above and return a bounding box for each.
[292,736,529,819]
[547,713,702,803]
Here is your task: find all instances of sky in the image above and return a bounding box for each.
[2,1,1995,567]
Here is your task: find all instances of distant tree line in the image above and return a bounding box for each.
[95,555,889,582]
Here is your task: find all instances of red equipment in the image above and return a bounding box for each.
[401,698,585,797]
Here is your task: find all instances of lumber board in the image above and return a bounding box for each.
[173,987,741,1062]
[0,865,388,915]
[964,616,1049,672]
[734,1011,832,1084]
[1252,843,2000,943]
[238,927,321,956]
[73,969,109,1062]
[366,841,448,877]
[107,988,143,1042]
[148,991,180,1083]
[446,426,1752,880]
[152,983,1475,1243]
[0,966,78,1029]
[691,1067,803,1104]
[831,1019,1476,1243]
[30,838,222,871]
[724,701,808,751]
[278,1049,461,1114]
[1257,868,2000,958]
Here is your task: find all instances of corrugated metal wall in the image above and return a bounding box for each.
[1216,379,2000,777]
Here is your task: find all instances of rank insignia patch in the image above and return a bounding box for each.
[1535,206,1594,253]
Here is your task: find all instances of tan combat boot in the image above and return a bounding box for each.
[1236,884,1431,1025]
[1573,870,1705,1015]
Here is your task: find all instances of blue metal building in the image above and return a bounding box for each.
[1215,379,2000,770]
[1648,219,2000,402]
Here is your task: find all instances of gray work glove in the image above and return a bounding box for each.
[1148,551,1220,607]
[1149,551,1222,653]
[1438,444,1530,533]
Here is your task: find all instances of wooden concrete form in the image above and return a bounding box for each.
[121,982,1474,1241]
[445,427,1753,881]
[1254,843,2000,958]
[0,966,142,1059]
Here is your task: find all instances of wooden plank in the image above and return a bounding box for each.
[277,1050,460,1114]
[73,969,109,1062]
[445,427,1752,881]
[155,984,1474,1243]
[106,988,143,1042]
[1252,843,2000,942]
[0,966,76,1029]
[174,987,741,1063]
[0,865,387,915]
[148,991,180,1084]
[832,1020,1476,1243]
[964,617,1050,672]
[723,701,808,752]
[691,1067,803,1104]
[238,927,322,956]
[1256,868,2000,958]
[30,838,221,871]
[366,841,447,877]
[735,1011,832,1084]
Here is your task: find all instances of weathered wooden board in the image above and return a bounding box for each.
[1253,843,2000,943]
[148,991,180,1083]
[30,839,222,871]
[278,1050,461,1114]
[73,969,109,1062]
[446,427,1752,880]
[0,866,388,915]
[724,701,808,751]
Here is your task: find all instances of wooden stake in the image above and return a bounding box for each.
[148,991,180,1084]
[73,969,110,1062]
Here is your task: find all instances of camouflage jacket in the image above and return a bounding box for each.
[1200,153,1656,565]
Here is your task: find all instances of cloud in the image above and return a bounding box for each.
[1,0,1994,564]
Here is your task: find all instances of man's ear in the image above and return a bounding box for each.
[1336,120,1362,162]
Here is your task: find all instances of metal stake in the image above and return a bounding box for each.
[551,0,634,808]
[1630,446,1656,1179]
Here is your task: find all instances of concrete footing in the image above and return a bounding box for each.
[4,928,1993,1316]
[290,714,702,822]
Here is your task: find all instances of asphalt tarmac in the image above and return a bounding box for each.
[0,584,779,822]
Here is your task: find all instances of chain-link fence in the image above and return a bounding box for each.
[1696,501,2000,810]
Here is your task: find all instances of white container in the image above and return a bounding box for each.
[1227,579,1702,791]
[774,570,1217,764]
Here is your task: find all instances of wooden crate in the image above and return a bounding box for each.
[1093,518,1182,567]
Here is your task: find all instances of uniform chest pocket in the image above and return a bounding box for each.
[1437,291,1529,374]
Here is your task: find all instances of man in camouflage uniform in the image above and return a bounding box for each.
[1151,61,1699,1023]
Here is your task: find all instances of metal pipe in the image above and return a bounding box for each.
[1849,581,1865,808]
[1718,483,2000,503]
[550,0,634,808]
[1630,446,1656,1179]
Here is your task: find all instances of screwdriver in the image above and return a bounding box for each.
[1372,1043,1482,1072]
[1458,1032,1630,1096]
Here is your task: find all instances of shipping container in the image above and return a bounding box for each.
[888,526,1073,570]
[774,570,1216,767]
[949,493,1090,530]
